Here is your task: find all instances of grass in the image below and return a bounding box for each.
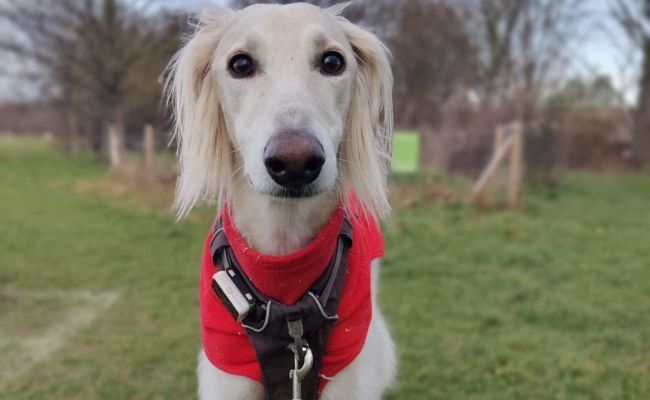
[1,136,649,399]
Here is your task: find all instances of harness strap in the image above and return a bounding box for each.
[210,216,353,400]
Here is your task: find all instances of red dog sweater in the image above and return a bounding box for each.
[200,201,383,390]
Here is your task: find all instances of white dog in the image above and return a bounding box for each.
[166,3,395,399]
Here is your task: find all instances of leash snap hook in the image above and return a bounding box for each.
[289,345,313,400]
[287,317,313,400]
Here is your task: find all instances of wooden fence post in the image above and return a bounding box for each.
[468,121,525,209]
[507,122,524,208]
[469,132,515,203]
[491,124,506,192]
[143,124,155,173]
[107,124,122,168]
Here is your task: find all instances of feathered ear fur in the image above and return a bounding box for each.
[335,17,394,219]
[165,8,236,218]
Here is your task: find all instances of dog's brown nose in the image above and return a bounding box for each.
[264,132,325,189]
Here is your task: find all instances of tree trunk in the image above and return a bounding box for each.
[56,106,74,155]
[90,122,104,157]
[635,36,650,168]
[634,1,650,169]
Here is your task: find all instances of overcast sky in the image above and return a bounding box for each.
[161,0,220,10]
[0,0,641,105]
[575,0,641,104]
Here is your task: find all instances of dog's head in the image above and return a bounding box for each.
[167,3,392,218]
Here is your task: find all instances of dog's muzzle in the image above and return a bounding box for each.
[264,131,325,191]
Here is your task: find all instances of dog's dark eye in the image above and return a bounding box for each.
[228,54,256,78]
[320,51,345,75]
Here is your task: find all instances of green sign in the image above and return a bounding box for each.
[391,131,420,173]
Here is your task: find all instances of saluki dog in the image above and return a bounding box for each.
[166,3,395,399]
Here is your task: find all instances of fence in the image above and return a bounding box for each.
[468,122,524,209]
[107,123,160,177]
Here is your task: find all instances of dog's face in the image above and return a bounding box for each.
[214,5,357,198]
[168,3,393,217]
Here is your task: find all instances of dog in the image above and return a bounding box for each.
[166,3,395,399]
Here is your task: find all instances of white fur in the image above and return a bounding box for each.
[166,3,395,398]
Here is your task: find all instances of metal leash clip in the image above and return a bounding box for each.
[289,344,313,400]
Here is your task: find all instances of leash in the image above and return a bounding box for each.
[210,217,353,400]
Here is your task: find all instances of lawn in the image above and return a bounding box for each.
[1,137,649,399]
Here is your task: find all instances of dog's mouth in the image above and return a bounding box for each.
[246,174,325,199]
[269,186,322,199]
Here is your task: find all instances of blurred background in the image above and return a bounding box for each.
[1,0,649,399]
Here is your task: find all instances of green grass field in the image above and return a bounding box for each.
[1,137,649,399]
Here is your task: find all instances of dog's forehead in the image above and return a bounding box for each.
[222,4,349,52]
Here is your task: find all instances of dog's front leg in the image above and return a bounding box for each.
[198,350,264,400]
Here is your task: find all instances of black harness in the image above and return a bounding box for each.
[209,217,353,400]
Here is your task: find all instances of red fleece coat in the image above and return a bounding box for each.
[199,201,383,391]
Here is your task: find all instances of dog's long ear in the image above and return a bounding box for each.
[165,8,235,218]
[336,19,394,219]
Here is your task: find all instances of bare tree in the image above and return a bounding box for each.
[0,0,181,157]
[228,0,365,20]
[230,0,346,8]
[372,0,476,128]
[459,0,585,115]
[612,0,650,167]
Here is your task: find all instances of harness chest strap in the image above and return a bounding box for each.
[210,217,353,400]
